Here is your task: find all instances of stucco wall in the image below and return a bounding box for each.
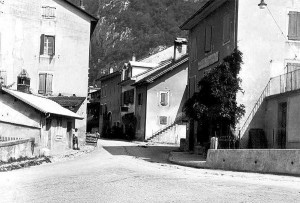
[145,62,188,141]
[0,138,36,162]
[237,0,300,127]
[207,149,300,175]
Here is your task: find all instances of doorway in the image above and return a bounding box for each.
[67,121,73,148]
[277,102,287,149]
[46,119,52,149]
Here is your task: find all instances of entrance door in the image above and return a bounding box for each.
[46,119,52,149]
[189,120,194,151]
[278,102,287,149]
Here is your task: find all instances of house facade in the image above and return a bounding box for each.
[133,55,189,143]
[96,71,122,137]
[181,0,300,150]
[0,0,97,142]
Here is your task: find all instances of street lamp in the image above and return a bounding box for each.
[258,0,267,9]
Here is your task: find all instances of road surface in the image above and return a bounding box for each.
[1,139,300,202]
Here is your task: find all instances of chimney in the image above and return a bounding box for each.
[132,53,136,62]
[79,0,85,10]
[173,38,187,61]
[17,69,30,93]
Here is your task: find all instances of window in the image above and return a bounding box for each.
[223,14,231,44]
[40,35,55,56]
[56,118,63,138]
[159,116,168,125]
[204,26,212,53]
[123,89,134,105]
[287,62,300,72]
[160,91,169,106]
[42,6,56,19]
[0,70,6,86]
[288,11,300,41]
[39,73,53,95]
[137,93,143,105]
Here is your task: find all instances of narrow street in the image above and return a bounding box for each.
[1,139,300,203]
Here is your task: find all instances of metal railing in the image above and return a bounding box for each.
[240,69,300,137]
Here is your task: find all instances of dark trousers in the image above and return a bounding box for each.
[73,137,78,149]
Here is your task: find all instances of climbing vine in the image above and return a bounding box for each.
[183,49,245,136]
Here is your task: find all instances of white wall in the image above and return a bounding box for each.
[237,0,300,127]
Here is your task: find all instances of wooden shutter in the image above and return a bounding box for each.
[39,73,46,94]
[288,11,300,40]
[223,14,230,43]
[46,74,53,94]
[40,34,45,55]
[205,26,212,52]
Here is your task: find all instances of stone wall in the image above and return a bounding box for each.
[207,149,300,175]
[0,138,37,162]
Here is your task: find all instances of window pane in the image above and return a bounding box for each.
[160,92,168,106]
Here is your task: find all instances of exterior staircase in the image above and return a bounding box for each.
[146,114,186,143]
[240,69,300,138]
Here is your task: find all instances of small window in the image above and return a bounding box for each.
[40,35,55,56]
[204,26,212,53]
[124,89,134,105]
[288,11,300,41]
[287,62,300,72]
[159,116,168,125]
[42,6,56,19]
[39,73,53,95]
[138,93,143,105]
[0,70,7,86]
[223,14,231,44]
[160,91,169,106]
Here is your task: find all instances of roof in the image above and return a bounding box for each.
[48,96,86,107]
[133,55,189,86]
[96,71,122,82]
[64,0,98,21]
[180,0,227,30]
[2,88,83,119]
[138,46,174,64]
[129,61,158,68]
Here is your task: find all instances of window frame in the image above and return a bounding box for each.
[159,91,170,107]
[40,34,55,56]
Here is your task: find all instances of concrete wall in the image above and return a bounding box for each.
[0,138,36,162]
[237,0,300,126]
[207,149,300,175]
[145,62,188,142]
[0,0,92,137]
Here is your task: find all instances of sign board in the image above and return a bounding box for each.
[86,134,98,146]
[198,52,219,70]
[55,135,63,141]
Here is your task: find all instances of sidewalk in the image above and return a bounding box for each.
[168,151,209,168]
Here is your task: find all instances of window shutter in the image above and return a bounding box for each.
[223,14,230,43]
[288,11,300,40]
[39,73,46,94]
[46,74,53,94]
[40,34,45,55]
[205,26,212,52]
[52,36,55,55]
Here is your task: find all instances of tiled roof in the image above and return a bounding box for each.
[2,88,83,119]
[48,96,86,107]
[133,55,189,86]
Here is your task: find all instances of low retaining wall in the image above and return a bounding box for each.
[207,149,300,175]
[0,138,36,162]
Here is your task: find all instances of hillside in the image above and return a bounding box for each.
[69,0,205,84]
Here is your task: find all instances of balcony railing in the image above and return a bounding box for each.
[240,69,300,137]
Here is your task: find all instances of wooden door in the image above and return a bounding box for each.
[277,102,287,149]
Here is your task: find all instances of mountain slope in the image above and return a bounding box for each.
[69,0,205,84]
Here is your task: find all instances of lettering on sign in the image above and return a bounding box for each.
[198,52,219,70]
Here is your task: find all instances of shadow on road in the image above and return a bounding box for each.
[102,144,179,164]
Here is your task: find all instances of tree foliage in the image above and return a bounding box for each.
[183,49,245,131]
[69,0,205,84]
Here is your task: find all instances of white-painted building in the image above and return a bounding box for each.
[0,0,97,142]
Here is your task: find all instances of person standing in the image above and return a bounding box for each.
[73,128,79,150]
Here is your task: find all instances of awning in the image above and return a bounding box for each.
[2,88,83,119]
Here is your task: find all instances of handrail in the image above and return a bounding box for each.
[240,68,300,137]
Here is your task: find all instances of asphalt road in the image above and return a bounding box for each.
[1,139,300,203]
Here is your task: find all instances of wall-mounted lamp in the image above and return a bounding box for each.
[258,0,267,9]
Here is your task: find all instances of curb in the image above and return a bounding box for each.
[168,151,210,169]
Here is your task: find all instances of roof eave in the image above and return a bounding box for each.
[180,0,227,30]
